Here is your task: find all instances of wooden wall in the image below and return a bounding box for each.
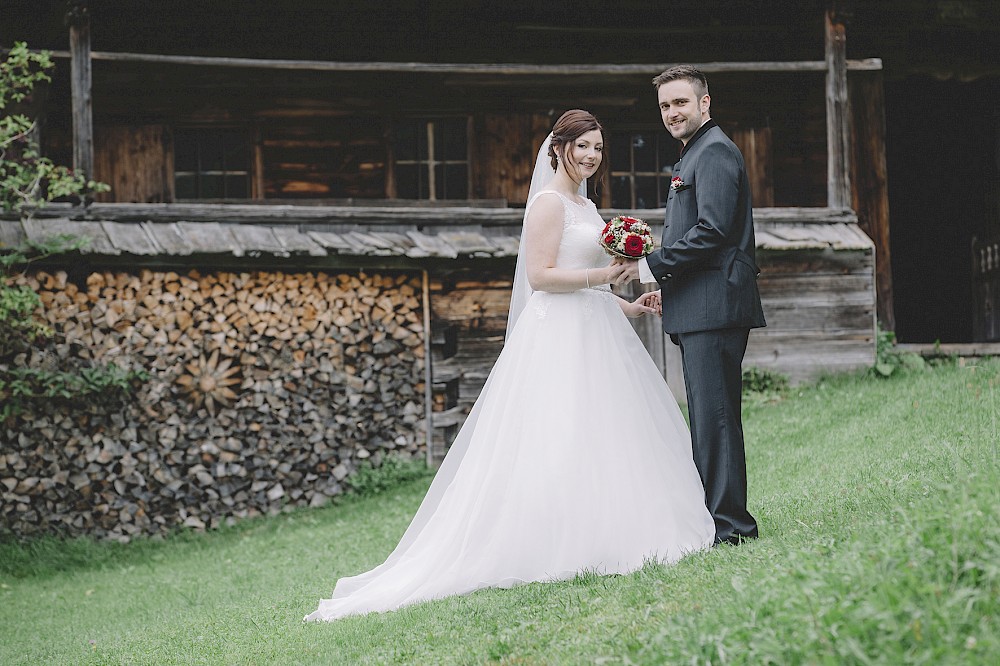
[92,124,174,203]
[746,246,876,382]
[472,114,550,204]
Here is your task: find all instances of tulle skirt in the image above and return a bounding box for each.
[305,287,714,621]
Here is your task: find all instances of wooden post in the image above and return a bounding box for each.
[252,123,265,200]
[850,70,896,330]
[384,119,397,198]
[732,127,774,207]
[67,0,94,181]
[825,6,851,209]
[422,269,434,467]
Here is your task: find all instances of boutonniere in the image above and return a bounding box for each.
[670,176,690,192]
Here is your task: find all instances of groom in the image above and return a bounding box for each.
[617,65,766,545]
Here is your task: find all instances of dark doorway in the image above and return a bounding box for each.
[885,76,999,343]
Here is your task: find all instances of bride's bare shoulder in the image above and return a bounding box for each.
[526,190,565,224]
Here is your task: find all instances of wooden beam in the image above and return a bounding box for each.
[732,127,774,207]
[825,8,852,209]
[67,1,94,180]
[850,69,895,331]
[40,49,881,75]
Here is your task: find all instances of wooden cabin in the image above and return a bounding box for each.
[2,1,998,538]
[4,1,998,345]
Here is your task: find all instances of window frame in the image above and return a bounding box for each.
[172,126,253,201]
[392,117,471,201]
[609,130,676,210]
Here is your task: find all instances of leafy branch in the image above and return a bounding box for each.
[1,42,109,216]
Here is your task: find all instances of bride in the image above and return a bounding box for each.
[305,110,714,622]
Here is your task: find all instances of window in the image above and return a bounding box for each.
[174,128,250,199]
[395,118,469,200]
[610,132,677,209]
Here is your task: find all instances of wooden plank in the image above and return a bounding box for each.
[732,127,774,207]
[489,235,521,256]
[142,222,194,255]
[92,125,173,204]
[57,202,526,227]
[896,343,1000,358]
[406,231,458,259]
[174,221,238,254]
[269,226,327,256]
[22,218,117,254]
[756,222,873,250]
[369,231,416,253]
[745,337,875,382]
[46,49,883,74]
[849,69,895,330]
[757,304,874,332]
[227,224,286,255]
[100,221,162,255]
[68,10,93,179]
[432,405,467,428]
[474,113,549,205]
[825,9,851,208]
[759,275,875,301]
[305,230,355,253]
[0,220,27,249]
[751,207,858,223]
[30,202,861,229]
[343,231,397,256]
[437,232,498,256]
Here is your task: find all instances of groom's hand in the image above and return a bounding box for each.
[613,257,641,282]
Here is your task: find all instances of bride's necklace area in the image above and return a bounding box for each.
[548,172,587,206]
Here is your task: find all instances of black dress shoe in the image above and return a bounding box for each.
[713,533,756,547]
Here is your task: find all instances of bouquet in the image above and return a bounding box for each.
[598,215,655,258]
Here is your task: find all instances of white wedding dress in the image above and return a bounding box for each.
[305,190,714,622]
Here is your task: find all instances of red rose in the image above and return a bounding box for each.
[621,216,638,223]
[622,220,633,231]
[601,222,611,234]
[624,234,644,256]
[603,233,616,245]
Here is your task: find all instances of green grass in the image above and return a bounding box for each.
[2,360,998,665]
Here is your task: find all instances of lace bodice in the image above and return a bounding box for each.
[527,190,611,273]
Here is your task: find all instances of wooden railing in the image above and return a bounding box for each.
[973,238,1000,342]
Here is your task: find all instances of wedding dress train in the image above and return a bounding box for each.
[305,191,714,621]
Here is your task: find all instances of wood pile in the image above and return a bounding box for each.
[0,268,426,542]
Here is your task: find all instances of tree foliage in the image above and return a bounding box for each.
[1,42,109,215]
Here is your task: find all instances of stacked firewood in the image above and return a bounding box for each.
[0,268,426,542]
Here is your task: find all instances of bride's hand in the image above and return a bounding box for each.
[605,263,629,286]
[633,290,662,316]
[624,291,660,318]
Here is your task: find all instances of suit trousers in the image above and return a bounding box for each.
[677,327,758,543]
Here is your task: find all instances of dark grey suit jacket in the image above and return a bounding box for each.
[645,122,767,336]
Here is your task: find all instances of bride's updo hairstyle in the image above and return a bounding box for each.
[547,109,608,183]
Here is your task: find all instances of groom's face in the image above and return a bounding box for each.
[657,79,710,146]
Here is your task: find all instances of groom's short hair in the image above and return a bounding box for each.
[652,65,709,99]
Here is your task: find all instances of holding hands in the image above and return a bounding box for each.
[622,289,662,318]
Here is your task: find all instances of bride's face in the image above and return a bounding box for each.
[560,129,603,182]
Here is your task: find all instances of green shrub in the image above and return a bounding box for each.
[0,234,147,421]
[1,42,109,214]
[345,454,434,498]
[873,324,926,377]
[742,365,789,395]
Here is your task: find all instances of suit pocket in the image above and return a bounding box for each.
[732,247,760,276]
